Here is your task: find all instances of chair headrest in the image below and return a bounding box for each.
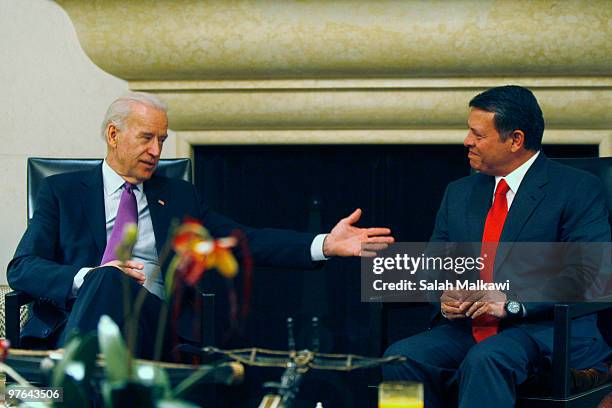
[27,158,192,222]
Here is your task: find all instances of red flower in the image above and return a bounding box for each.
[170,218,238,287]
[0,338,10,362]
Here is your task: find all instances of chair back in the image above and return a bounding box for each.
[553,157,612,228]
[553,157,612,348]
[27,158,192,222]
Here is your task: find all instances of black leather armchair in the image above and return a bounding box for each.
[5,158,214,350]
[517,157,612,408]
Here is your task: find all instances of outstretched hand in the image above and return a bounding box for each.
[323,208,394,257]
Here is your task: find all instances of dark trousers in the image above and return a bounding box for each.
[382,320,542,408]
[59,267,171,360]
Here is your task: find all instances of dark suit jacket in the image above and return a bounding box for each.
[430,153,611,369]
[8,164,317,343]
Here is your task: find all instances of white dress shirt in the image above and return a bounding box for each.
[493,151,540,210]
[72,161,328,299]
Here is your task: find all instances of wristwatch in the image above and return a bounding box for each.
[504,299,524,318]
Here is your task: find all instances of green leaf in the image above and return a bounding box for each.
[98,315,130,382]
[51,332,97,388]
[43,332,97,407]
[156,399,201,408]
[101,381,114,408]
[53,372,89,408]
[50,335,80,387]
[18,402,48,408]
[171,364,215,399]
[135,362,171,400]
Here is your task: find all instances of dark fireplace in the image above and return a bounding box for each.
[192,143,597,408]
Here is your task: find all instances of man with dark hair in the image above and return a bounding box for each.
[383,85,611,407]
[469,85,544,152]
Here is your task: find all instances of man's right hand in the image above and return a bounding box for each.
[440,290,467,320]
[102,260,146,285]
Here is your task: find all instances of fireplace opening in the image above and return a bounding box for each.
[192,143,597,407]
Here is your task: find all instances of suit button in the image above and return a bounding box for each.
[43,329,50,336]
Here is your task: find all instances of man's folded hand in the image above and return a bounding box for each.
[440,290,467,320]
[459,290,507,319]
[102,259,146,285]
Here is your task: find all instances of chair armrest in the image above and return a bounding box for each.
[563,294,612,319]
[6,290,34,307]
[5,290,34,347]
[551,295,612,399]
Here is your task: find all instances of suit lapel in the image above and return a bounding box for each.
[467,174,495,242]
[80,165,106,257]
[495,153,549,270]
[144,176,171,256]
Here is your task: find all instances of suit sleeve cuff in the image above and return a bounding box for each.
[310,233,329,261]
[72,267,93,297]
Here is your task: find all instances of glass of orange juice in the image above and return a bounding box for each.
[378,381,424,408]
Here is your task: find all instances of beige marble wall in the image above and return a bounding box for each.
[0,0,128,284]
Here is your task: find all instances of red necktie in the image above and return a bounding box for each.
[472,179,510,342]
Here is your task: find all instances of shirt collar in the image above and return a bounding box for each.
[494,151,540,194]
[102,160,143,196]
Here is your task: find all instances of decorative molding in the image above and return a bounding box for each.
[58,0,611,79]
[131,77,612,91]
[145,87,612,131]
[175,130,612,158]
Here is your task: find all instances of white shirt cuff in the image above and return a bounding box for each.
[72,267,92,297]
[310,233,329,261]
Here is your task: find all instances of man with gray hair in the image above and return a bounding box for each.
[8,92,394,359]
